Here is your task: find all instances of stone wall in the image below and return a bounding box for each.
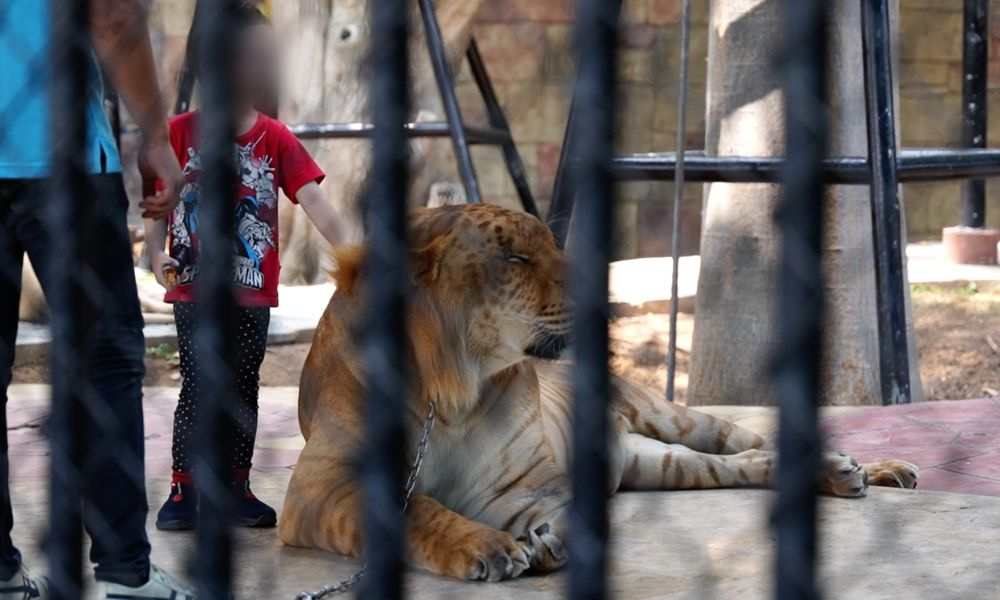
[138,1,1000,258]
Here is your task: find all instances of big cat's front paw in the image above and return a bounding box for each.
[863,459,919,489]
[459,529,533,582]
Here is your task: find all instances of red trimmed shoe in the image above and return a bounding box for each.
[231,472,276,528]
[155,472,197,531]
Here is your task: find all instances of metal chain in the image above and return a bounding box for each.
[295,400,437,600]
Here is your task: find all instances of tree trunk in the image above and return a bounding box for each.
[272,0,483,284]
[687,0,922,406]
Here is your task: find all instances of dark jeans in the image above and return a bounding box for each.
[0,175,150,587]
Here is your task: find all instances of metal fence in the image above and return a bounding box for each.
[0,0,996,599]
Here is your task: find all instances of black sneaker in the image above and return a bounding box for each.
[232,480,276,528]
[0,565,49,599]
[155,481,197,531]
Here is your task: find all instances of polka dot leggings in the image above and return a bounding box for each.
[171,301,270,473]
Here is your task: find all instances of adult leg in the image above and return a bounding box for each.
[18,174,152,586]
[0,181,25,580]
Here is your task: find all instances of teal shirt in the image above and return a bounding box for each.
[0,0,121,178]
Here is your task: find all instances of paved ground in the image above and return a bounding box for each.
[6,385,1000,597]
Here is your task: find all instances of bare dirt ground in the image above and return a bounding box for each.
[12,282,998,402]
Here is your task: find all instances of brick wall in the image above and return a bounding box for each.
[451,0,707,258]
[138,1,999,259]
[898,0,1000,237]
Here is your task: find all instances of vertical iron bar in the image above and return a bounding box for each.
[568,1,620,599]
[962,0,988,228]
[861,0,912,405]
[772,1,827,599]
[108,88,122,151]
[174,0,202,115]
[417,0,482,204]
[47,0,90,597]
[357,0,411,598]
[547,95,579,248]
[466,39,540,217]
[666,0,691,403]
[192,0,238,597]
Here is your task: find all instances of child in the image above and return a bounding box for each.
[145,4,341,530]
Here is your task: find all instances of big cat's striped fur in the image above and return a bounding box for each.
[279,205,919,582]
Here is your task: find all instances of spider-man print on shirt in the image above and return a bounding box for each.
[162,112,325,307]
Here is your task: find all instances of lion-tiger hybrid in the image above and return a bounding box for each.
[279,204,918,581]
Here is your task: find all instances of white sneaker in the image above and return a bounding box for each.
[103,565,194,600]
[0,566,48,599]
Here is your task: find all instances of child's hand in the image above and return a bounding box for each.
[150,251,180,290]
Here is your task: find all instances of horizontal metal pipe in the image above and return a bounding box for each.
[613,148,1000,184]
[289,121,510,145]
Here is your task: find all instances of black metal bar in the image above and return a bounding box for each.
[547,94,579,248]
[357,0,411,597]
[862,0,912,405]
[174,0,202,115]
[192,0,238,597]
[962,0,989,228]
[666,0,691,404]
[289,121,510,145]
[47,0,90,597]
[772,1,826,598]
[107,87,122,151]
[568,0,620,599]
[466,39,540,217]
[613,149,1000,183]
[417,0,482,203]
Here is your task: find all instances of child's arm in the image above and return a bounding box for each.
[144,217,179,289]
[297,182,343,247]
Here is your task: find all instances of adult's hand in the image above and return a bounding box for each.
[139,135,183,220]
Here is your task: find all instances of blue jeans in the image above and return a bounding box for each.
[0,175,151,587]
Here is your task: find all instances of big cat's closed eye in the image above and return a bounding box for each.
[507,255,530,265]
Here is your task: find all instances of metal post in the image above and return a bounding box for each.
[192,0,238,597]
[962,0,988,228]
[861,0,912,405]
[568,0,620,599]
[547,95,579,248]
[772,1,827,599]
[357,0,411,597]
[466,39,540,217]
[666,0,692,403]
[47,0,90,597]
[416,0,482,204]
[174,0,203,115]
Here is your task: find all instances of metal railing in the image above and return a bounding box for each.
[550,0,998,407]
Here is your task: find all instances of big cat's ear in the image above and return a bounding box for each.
[411,235,451,286]
[331,245,364,296]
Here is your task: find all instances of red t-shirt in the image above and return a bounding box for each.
[162,112,325,307]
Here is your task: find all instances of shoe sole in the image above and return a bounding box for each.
[236,514,277,528]
[156,519,195,531]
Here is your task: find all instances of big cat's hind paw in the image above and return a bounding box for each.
[820,452,869,498]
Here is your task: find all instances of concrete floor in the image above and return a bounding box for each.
[6,385,1000,598]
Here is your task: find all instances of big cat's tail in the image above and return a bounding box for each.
[331,245,364,296]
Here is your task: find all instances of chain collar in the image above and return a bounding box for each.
[296,400,437,599]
